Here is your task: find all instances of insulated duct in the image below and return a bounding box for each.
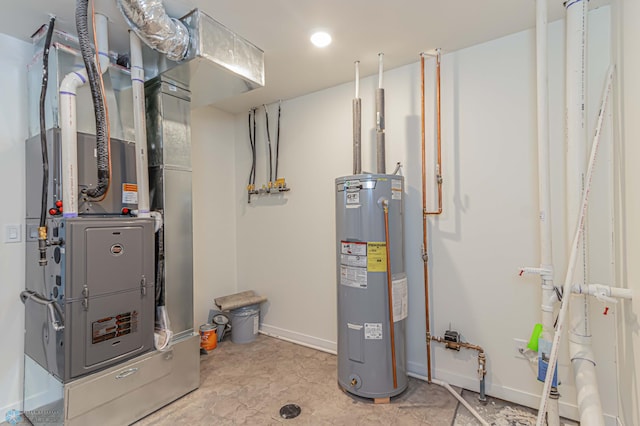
[117,0,190,62]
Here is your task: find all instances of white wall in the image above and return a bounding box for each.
[0,34,36,413]
[234,6,617,422]
[191,106,238,328]
[615,0,640,424]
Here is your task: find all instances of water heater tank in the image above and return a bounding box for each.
[336,174,408,398]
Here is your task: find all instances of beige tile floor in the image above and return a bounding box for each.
[134,335,578,425]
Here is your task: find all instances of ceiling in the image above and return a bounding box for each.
[1,0,609,113]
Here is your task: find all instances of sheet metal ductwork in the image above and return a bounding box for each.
[117,0,189,62]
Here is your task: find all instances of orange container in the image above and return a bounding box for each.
[200,324,217,351]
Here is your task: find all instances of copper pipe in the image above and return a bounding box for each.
[421,49,443,384]
[420,52,432,383]
[383,201,398,389]
[425,49,443,216]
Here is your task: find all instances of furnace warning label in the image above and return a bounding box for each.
[367,242,387,272]
[122,183,138,204]
[364,323,383,340]
[92,311,138,344]
[392,276,408,322]
[340,265,367,288]
[392,179,402,200]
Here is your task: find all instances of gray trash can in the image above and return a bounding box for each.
[230,304,260,344]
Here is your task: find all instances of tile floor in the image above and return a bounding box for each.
[134,335,578,425]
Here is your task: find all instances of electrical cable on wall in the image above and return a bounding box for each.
[37,16,56,267]
[275,101,281,179]
[248,102,289,202]
[247,108,258,203]
[264,104,273,184]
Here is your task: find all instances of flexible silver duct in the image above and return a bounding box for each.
[117,0,189,62]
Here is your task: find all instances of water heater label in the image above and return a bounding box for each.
[341,241,367,256]
[340,265,367,288]
[367,242,387,272]
[122,183,138,204]
[346,191,360,204]
[341,254,366,268]
[392,179,402,200]
[392,277,408,322]
[364,323,383,340]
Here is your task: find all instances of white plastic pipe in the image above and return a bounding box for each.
[60,13,110,217]
[378,53,384,89]
[130,31,150,218]
[431,379,490,426]
[572,283,633,302]
[354,60,360,99]
[535,65,614,426]
[535,1,560,423]
[564,2,605,425]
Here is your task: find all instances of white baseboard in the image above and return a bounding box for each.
[258,326,617,426]
[259,323,337,355]
[407,360,618,426]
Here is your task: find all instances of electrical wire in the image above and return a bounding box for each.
[248,109,256,187]
[264,104,273,183]
[275,101,281,179]
[39,17,56,228]
[91,0,112,202]
[252,109,257,186]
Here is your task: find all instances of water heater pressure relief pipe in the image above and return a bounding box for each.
[382,199,398,389]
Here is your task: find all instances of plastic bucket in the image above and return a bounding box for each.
[200,324,217,351]
[230,304,260,344]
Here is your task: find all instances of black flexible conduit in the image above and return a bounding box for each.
[248,109,256,187]
[252,109,257,186]
[39,18,55,229]
[264,105,273,183]
[275,102,281,180]
[76,0,109,199]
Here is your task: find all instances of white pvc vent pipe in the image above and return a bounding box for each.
[60,13,109,217]
[535,0,560,423]
[535,65,614,426]
[130,31,150,218]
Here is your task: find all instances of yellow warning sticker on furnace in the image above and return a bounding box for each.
[122,183,138,204]
[367,242,387,272]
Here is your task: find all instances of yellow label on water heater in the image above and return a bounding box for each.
[367,242,387,272]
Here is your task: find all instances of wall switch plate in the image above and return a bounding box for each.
[5,224,22,243]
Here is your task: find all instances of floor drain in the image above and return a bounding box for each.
[279,404,301,419]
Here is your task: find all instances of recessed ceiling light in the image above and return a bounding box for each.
[310,31,332,48]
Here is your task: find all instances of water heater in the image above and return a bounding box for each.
[336,173,408,398]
